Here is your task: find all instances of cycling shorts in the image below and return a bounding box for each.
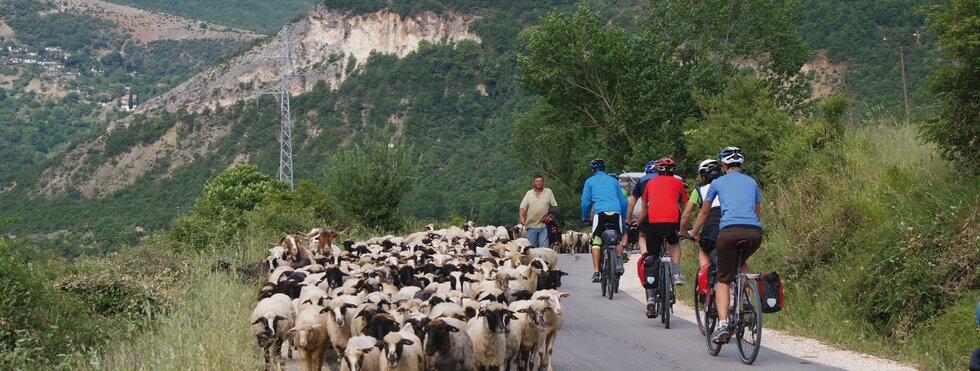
[591,212,623,249]
[714,226,762,284]
[644,223,679,256]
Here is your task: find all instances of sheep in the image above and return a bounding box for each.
[507,299,548,371]
[288,306,330,371]
[428,302,466,320]
[378,328,424,371]
[424,317,476,371]
[530,290,569,371]
[250,293,294,370]
[341,335,382,371]
[466,302,516,371]
[493,226,510,243]
[536,269,568,291]
[324,297,359,356]
[524,247,558,269]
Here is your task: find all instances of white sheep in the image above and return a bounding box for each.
[340,335,382,371]
[525,247,558,269]
[530,290,569,371]
[249,293,294,370]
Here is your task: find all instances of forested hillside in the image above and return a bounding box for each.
[0,0,251,191]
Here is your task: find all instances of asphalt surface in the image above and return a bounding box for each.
[551,254,840,371]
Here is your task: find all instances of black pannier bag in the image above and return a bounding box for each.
[637,254,659,289]
[758,271,784,313]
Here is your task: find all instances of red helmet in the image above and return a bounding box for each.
[656,157,676,173]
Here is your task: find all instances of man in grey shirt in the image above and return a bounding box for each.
[519,175,557,247]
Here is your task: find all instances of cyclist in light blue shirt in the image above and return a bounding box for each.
[581,157,628,282]
[691,146,763,345]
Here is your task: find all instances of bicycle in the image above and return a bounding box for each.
[703,240,763,365]
[595,222,621,300]
[645,231,676,328]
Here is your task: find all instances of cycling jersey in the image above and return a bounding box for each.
[581,171,628,219]
[642,174,687,223]
[704,171,761,229]
[631,173,658,199]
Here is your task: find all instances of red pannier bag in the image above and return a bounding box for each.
[758,271,784,313]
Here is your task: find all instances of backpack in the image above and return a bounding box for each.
[758,272,784,313]
[637,254,659,289]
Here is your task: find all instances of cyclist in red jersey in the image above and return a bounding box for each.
[639,158,687,316]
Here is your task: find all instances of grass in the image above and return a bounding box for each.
[680,123,979,370]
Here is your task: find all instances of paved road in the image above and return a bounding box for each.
[551,254,840,371]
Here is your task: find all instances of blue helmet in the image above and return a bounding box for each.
[644,160,658,174]
[589,157,606,172]
[719,146,744,166]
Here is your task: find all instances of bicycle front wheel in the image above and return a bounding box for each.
[693,276,706,335]
[736,280,763,365]
[606,248,616,300]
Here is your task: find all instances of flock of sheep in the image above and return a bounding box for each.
[248,223,572,371]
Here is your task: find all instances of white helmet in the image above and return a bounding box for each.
[698,159,719,173]
[718,147,744,166]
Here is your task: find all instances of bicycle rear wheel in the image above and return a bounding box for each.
[704,290,722,356]
[660,261,670,327]
[736,280,762,365]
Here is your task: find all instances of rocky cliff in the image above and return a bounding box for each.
[37,7,480,197]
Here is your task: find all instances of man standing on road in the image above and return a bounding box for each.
[520,175,557,247]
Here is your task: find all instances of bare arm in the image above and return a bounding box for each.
[519,208,526,225]
[755,203,761,223]
[678,201,696,234]
[690,202,712,241]
[625,196,638,224]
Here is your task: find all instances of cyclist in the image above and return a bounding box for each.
[625,160,659,254]
[679,159,723,268]
[581,157,628,283]
[639,157,687,316]
[690,147,763,344]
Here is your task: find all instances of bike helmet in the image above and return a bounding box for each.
[644,160,658,174]
[718,146,744,166]
[698,159,719,174]
[589,157,606,172]
[656,157,676,173]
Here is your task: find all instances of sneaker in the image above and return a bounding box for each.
[615,257,625,275]
[673,273,686,286]
[712,324,731,344]
[646,303,657,318]
[591,272,601,283]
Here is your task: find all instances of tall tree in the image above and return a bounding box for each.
[919,0,979,169]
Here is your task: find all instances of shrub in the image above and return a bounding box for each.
[324,135,417,230]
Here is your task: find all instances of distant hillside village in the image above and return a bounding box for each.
[0,43,139,111]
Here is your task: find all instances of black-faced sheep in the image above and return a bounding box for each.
[466,302,516,371]
[250,293,294,370]
[424,318,475,371]
[378,329,424,371]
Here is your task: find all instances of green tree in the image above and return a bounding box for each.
[682,76,791,174]
[919,0,979,169]
[324,136,418,230]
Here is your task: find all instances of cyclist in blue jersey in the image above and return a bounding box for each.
[581,157,629,283]
[690,147,764,344]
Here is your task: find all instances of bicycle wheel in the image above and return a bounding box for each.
[660,261,670,327]
[704,290,722,356]
[693,277,706,335]
[599,251,607,297]
[606,248,616,300]
[736,280,763,365]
